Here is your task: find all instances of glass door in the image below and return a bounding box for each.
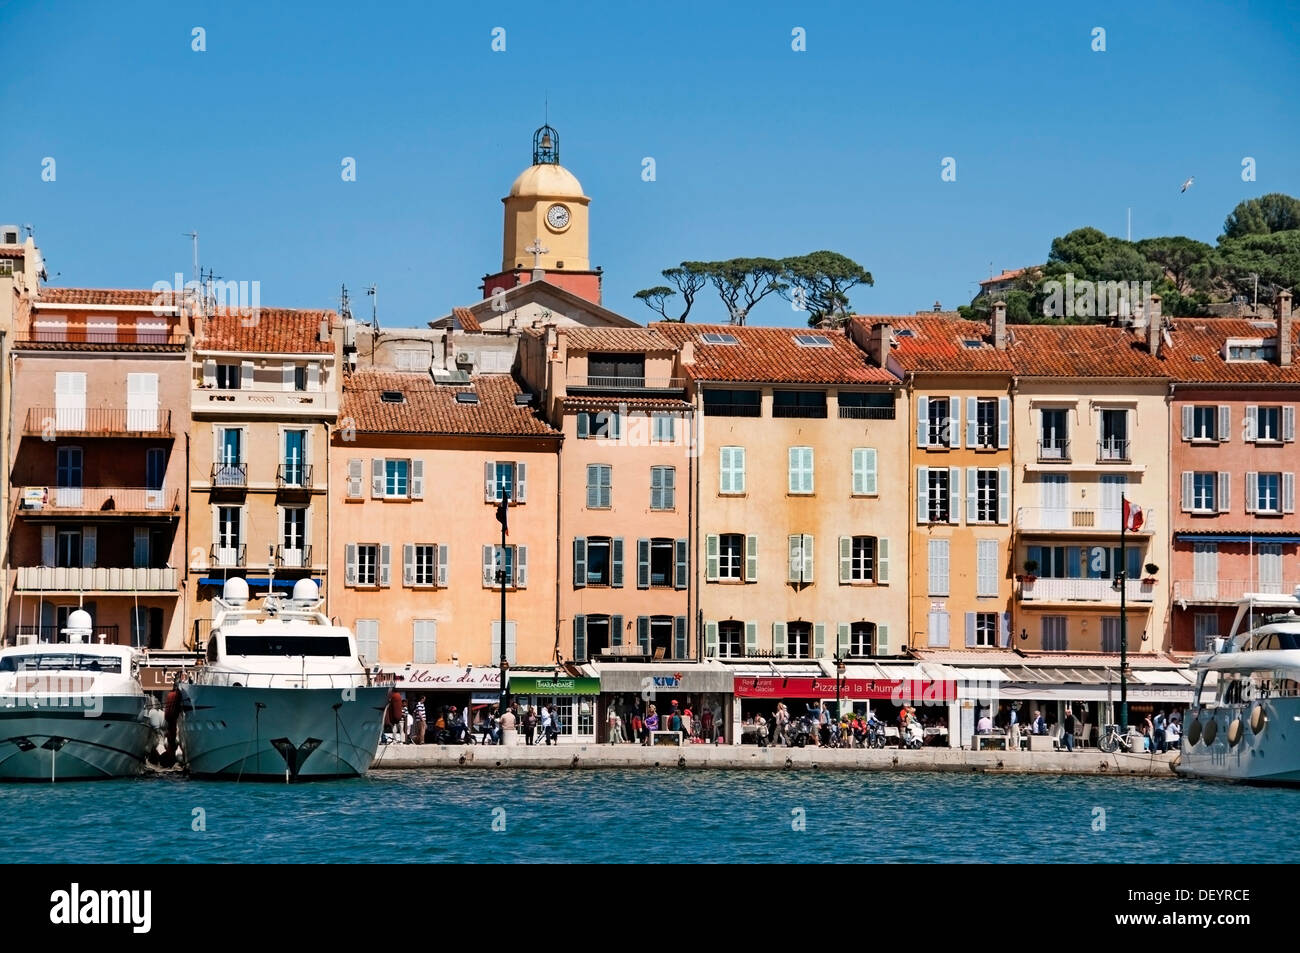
[56,446,83,508]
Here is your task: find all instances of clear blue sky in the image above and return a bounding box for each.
[4,0,1298,327]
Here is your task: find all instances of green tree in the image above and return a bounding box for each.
[633,286,676,320]
[1045,227,1160,283]
[1134,236,1214,295]
[1213,230,1300,306]
[1221,194,1300,240]
[705,257,787,325]
[777,251,874,327]
[634,261,711,321]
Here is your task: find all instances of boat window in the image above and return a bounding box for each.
[1251,629,1300,650]
[207,638,220,663]
[222,635,353,657]
[0,654,122,674]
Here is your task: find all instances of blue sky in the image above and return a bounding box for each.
[3,0,1298,327]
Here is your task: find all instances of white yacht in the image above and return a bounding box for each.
[179,578,388,780]
[1177,588,1300,785]
[0,610,156,780]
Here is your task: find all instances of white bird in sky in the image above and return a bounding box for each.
[1180,176,1195,192]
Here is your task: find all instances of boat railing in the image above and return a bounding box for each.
[193,671,371,689]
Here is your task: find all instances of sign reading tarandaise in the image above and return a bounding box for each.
[509,676,600,695]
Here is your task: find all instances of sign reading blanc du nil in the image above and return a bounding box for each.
[509,676,600,695]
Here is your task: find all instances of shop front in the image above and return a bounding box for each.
[381,665,502,739]
[507,674,600,743]
[596,663,734,743]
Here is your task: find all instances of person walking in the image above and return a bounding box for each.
[539,704,553,745]
[413,695,427,745]
[1063,707,1077,752]
[774,702,790,747]
[1008,703,1022,751]
[523,705,537,746]
[607,705,624,744]
[1153,710,1167,753]
[546,705,561,744]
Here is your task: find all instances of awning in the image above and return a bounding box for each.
[197,577,323,589]
[509,675,600,695]
[1132,670,1193,686]
[997,684,1201,703]
[598,664,734,694]
[1175,534,1300,544]
[733,674,957,701]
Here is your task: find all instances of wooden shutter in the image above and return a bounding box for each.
[674,539,688,589]
[802,534,814,582]
[482,545,495,586]
[240,360,254,389]
[874,624,890,656]
[877,538,890,584]
[1181,405,1194,441]
[379,544,391,587]
[966,466,978,523]
[1245,405,1258,442]
[484,461,496,502]
[745,535,758,582]
[839,536,852,584]
[772,622,787,655]
[948,396,961,448]
[1218,472,1231,513]
[674,616,687,659]
[437,544,449,587]
[586,466,600,509]
[705,534,719,582]
[576,412,589,439]
[788,535,801,584]
[636,538,651,589]
[516,546,527,587]
[999,612,1011,648]
[916,466,929,522]
[916,396,929,447]
[837,623,850,655]
[411,459,424,500]
[1181,471,1194,511]
[344,543,357,585]
[1286,406,1297,442]
[998,466,1011,523]
[202,358,216,387]
[611,537,625,588]
[813,623,826,659]
[515,462,527,502]
[998,396,1010,449]
[573,616,587,662]
[1218,405,1230,442]
[966,397,978,447]
[347,458,363,498]
[948,467,961,524]
[281,362,294,392]
[306,362,320,391]
[745,621,758,656]
[1285,473,1296,514]
[965,612,977,648]
[704,622,718,659]
[403,544,415,585]
[650,467,663,509]
[371,458,384,497]
[1246,472,1258,513]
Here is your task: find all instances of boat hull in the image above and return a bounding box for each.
[1175,697,1300,785]
[179,684,387,780]
[0,695,154,780]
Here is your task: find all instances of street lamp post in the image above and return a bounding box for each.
[497,486,510,714]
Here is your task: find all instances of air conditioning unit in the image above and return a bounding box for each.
[455,351,473,366]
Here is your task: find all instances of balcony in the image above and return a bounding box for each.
[15,566,180,593]
[1016,506,1156,534]
[838,406,896,420]
[1020,577,1155,603]
[23,407,173,438]
[1173,579,1300,604]
[1037,438,1070,462]
[211,463,247,490]
[1097,438,1130,463]
[18,327,186,349]
[567,375,685,393]
[17,486,180,517]
[9,624,121,647]
[702,402,762,418]
[276,464,314,493]
[195,388,337,416]
[210,544,247,568]
[276,545,313,569]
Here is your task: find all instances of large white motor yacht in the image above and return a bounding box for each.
[0,609,155,780]
[179,578,388,780]
[1177,588,1300,785]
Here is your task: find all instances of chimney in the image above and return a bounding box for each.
[1278,289,1293,367]
[868,322,893,366]
[679,338,695,366]
[992,300,1007,350]
[318,317,330,344]
[1147,294,1162,356]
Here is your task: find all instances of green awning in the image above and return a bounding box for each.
[509,676,600,696]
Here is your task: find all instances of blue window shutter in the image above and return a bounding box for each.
[965,612,976,648]
[636,616,649,653]
[674,538,688,589]
[574,615,587,661]
[637,538,651,589]
[573,537,586,588]
[611,537,624,588]
[576,413,589,439]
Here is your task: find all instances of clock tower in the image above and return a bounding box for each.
[483,125,601,304]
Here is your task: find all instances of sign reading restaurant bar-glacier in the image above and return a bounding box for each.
[734,676,957,701]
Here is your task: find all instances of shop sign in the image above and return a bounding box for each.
[402,666,501,688]
[509,676,600,695]
[734,676,957,702]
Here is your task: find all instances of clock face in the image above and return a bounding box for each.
[546,204,570,230]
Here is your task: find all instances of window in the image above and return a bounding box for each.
[788,534,814,584]
[282,507,307,563]
[1255,473,1282,514]
[1099,408,1129,460]
[355,620,379,660]
[576,615,611,660]
[976,538,999,597]
[385,459,409,498]
[927,397,951,446]
[851,448,877,496]
[838,392,895,420]
[703,388,761,417]
[720,447,746,494]
[973,468,999,523]
[1039,408,1068,459]
[842,536,875,583]
[927,610,950,647]
[650,466,675,510]
[381,390,405,404]
[491,462,516,502]
[1027,544,1140,581]
[648,538,674,587]
[588,352,645,385]
[974,398,997,448]
[216,428,243,485]
[793,334,832,348]
[294,365,308,392]
[651,414,676,442]
[56,529,83,569]
[700,333,738,345]
[216,507,241,564]
[647,616,674,656]
[484,544,526,588]
[413,620,437,663]
[411,544,437,586]
[356,544,378,586]
[1194,613,1218,652]
[925,468,951,522]
[483,460,525,504]
[970,612,998,648]
[215,363,240,390]
[585,537,613,586]
[1192,472,1216,512]
[586,465,612,508]
[56,446,83,491]
[145,448,166,491]
[1227,341,1277,362]
[719,534,744,581]
[576,411,623,439]
[773,390,827,419]
[849,623,875,658]
[928,539,950,596]
[717,621,743,658]
[1190,406,1220,441]
[788,446,814,494]
[786,622,811,659]
[283,429,307,485]
[1101,617,1122,654]
[1042,616,1068,651]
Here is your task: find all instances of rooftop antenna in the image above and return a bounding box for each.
[339,283,352,321]
[366,284,378,331]
[22,224,33,240]
[182,231,199,287]
[1126,207,1132,242]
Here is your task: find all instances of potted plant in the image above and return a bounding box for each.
[1142,563,1159,584]
[1019,559,1039,583]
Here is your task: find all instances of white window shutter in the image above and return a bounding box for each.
[516,462,527,502]
[704,535,718,582]
[966,466,978,523]
[1246,472,1258,513]
[482,545,495,586]
[1181,405,1194,441]
[411,459,424,500]
[41,525,55,567]
[1219,405,1230,442]
[917,396,929,447]
[852,450,865,495]
[1285,473,1296,514]
[516,546,528,587]
[877,538,890,583]
[948,467,961,524]
[805,447,814,493]
[787,448,798,494]
[437,544,449,587]
[1245,406,1258,442]
[1218,472,1231,513]
[813,623,826,659]
[307,362,320,391]
[787,535,801,584]
[948,396,961,448]
[484,461,496,502]
[240,360,254,390]
[403,543,415,585]
[772,622,787,654]
[202,358,216,387]
[916,466,928,523]
[718,447,730,494]
[863,448,877,495]
[1181,471,1194,512]
[345,543,357,585]
[966,397,978,447]
[736,447,746,493]
[379,544,391,587]
[839,536,851,584]
[1285,406,1296,443]
[745,534,758,582]
[998,466,1011,524]
[371,458,384,497]
[282,362,294,392]
[802,534,814,582]
[347,458,363,498]
[998,396,1010,449]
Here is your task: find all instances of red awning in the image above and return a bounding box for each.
[733,675,957,702]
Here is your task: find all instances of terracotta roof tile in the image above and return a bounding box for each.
[1163,318,1300,384]
[653,322,895,385]
[199,308,334,354]
[341,371,558,437]
[14,340,185,353]
[979,267,1030,286]
[562,327,677,352]
[860,316,1016,373]
[452,307,481,333]
[0,245,26,259]
[1007,324,1167,378]
[37,287,179,307]
[562,395,693,411]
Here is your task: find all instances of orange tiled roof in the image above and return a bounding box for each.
[561,395,693,411]
[341,371,558,437]
[863,316,1016,374]
[1006,324,1167,378]
[652,322,896,385]
[37,287,179,307]
[561,327,677,352]
[0,245,26,259]
[979,268,1029,286]
[1163,318,1300,384]
[200,308,334,354]
[452,307,481,333]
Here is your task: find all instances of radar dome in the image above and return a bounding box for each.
[222,577,250,604]
[291,578,320,603]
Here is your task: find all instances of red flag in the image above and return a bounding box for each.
[1123,499,1144,532]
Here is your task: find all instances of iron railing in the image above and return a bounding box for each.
[209,544,247,568]
[17,486,178,514]
[9,624,120,646]
[23,407,173,436]
[276,545,313,569]
[1037,438,1070,461]
[276,464,314,489]
[211,463,247,488]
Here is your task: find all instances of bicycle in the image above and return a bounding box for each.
[1097,724,1133,753]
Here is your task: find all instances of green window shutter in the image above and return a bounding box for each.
[704,621,718,659]
[573,537,587,589]
[674,538,688,589]
[745,621,758,656]
[705,534,719,582]
[772,622,787,655]
[852,449,865,495]
[877,538,890,583]
[576,413,589,439]
[788,535,801,584]
[636,616,649,654]
[637,538,651,589]
[875,624,890,656]
[574,615,587,662]
[745,535,758,582]
[611,614,624,649]
[813,623,826,658]
[674,616,687,659]
[837,623,850,655]
[611,537,624,588]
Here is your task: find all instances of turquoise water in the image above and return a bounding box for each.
[2,770,1295,863]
